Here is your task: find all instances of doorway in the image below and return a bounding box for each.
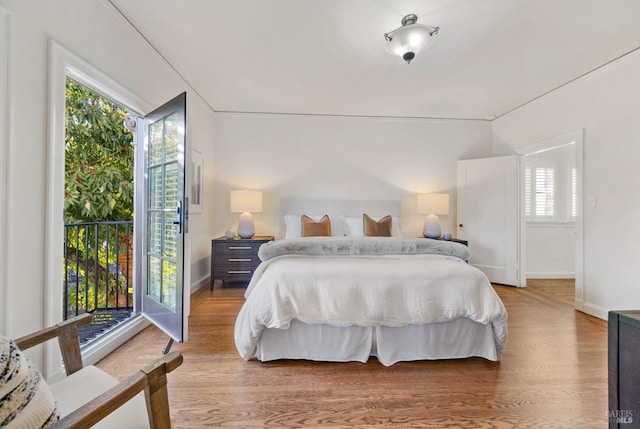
[47,42,188,375]
[517,129,584,309]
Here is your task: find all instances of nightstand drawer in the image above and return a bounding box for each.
[213,267,255,280]
[210,236,274,289]
[213,242,262,256]
[214,256,260,266]
[213,259,260,277]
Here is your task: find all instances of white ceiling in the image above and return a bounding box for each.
[109,0,640,120]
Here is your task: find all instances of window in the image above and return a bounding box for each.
[525,165,555,219]
[524,162,574,222]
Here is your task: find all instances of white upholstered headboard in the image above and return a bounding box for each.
[277,198,401,239]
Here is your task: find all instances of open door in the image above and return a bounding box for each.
[457,155,520,286]
[135,92,188,344]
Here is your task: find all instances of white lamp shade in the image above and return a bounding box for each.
[417,193,449,215]
[385,24,436,60]
[230,190,263,213]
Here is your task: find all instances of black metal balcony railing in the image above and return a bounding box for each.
[64,221,134,344]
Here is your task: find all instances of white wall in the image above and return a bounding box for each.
[526,224,575,278]
[493,47,640,318]
[212,112,493,239]
[187,96,216,292]
[0,0,216,352]
[0,6,9,335]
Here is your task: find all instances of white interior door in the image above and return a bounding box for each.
[457,155,520,286]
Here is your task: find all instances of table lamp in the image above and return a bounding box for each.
[230,190,263,239]
[417,193,449,239]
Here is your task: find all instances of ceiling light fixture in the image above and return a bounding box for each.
[384,14,439,64]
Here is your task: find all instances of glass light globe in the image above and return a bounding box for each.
[385,24,436,63]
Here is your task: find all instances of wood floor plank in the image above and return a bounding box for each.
[97,280,609,428]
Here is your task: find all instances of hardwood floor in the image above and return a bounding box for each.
[97,279,608,428]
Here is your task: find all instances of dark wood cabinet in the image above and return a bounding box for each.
[210,236,274,290]
[608,310,640,428]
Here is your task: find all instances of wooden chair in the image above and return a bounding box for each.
[14,313,183,429]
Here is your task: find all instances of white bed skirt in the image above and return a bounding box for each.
[255,318,499,367]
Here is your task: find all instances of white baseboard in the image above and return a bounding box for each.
[526,271,575,279]
[191,274,210,294]
[575,299,607,321]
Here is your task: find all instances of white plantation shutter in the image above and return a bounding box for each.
[535,167,555,217]
[524,157,575,223]
[524,165,557,220]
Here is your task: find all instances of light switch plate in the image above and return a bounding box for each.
[587,196,597,208]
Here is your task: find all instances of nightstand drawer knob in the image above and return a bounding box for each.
[228,270,252,274]
[228,258,252,262]
[229,246,252,250]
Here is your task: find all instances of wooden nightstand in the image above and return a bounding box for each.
[210,236,274,290]
[608,310,640,428]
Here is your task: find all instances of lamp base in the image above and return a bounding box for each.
[423,214,441,239]
[237,212,255,239]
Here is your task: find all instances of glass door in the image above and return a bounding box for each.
[136,92,188,342]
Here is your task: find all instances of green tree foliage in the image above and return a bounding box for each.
[65,79,134,223]
[64,79,134,318]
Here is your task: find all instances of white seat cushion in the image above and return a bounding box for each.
[49,365,150,429]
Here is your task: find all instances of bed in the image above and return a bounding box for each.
[233,200,508,366]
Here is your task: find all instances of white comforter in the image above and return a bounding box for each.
[234,243,508,361]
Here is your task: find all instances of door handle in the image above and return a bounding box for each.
[458,224,464,228]
[172,201,183,234]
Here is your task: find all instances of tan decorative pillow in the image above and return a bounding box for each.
[301,215,331,237]
[363,214,392,237]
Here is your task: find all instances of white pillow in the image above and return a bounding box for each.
[345,215,401,237]
[284,214,346,238]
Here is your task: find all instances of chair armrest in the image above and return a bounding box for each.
[51,351,183,429]
[14,314,92,350]
[14,313,92,376]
